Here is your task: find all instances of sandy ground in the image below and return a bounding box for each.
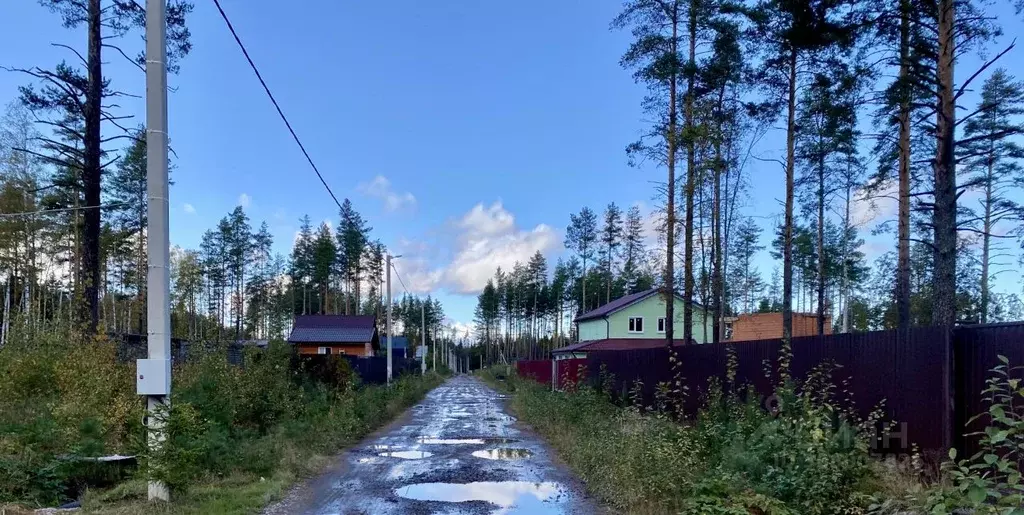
[265,375,599,515]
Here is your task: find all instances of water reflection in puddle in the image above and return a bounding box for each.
[417,437,486,445]
[472,448,533,460]
[379,450,433,460]
[395,481,566,512]
[417,437,518,445]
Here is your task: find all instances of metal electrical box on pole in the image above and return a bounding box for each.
[138,0,171,502]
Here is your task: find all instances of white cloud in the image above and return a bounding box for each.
[850,181,898,228]
[391,201,561,296]
[457,201,515,239]
[358,175,417,212]
[183,203,196,215]
[443,221,558,294]
[238,193,252,209]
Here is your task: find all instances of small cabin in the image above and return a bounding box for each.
[288,315,380,357]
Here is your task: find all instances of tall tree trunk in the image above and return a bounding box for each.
[896,0,913,334]
[842,164,852,333]
[682,0,696,345]
[932,0,957,328]
[664,6,679,345]
[817,155,826,336]
[980,152,993,323]
[81,0,103,333]
[711,87,725,345]
[783,48,797,346]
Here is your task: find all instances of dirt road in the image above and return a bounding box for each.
[266,375,598,515]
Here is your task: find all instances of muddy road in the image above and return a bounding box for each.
[266,375,598,515]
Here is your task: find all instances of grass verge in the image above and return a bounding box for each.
[480,365,925,515]
[0,323,445,514]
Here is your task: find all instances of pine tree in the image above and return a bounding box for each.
[796,61,859,335]
[16,0,193,332]
[620,206,647,294]
[311,222,336,315]
[337,199,370,315]
[565,207,598,312]
[600,202,623,304]
[744,0,861,347]
[959,69,1024,323]
[613,0,685,344]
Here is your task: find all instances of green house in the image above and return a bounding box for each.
[574,288,711,344]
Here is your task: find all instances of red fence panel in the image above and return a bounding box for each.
[556,359,587,390]
[516,359,552,385]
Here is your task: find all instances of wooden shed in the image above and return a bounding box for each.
[288,315,380,357]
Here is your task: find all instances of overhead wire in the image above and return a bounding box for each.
[0,202,127,218]
[211,0,343,211]
[390,262,412,297]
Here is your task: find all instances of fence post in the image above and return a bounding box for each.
[551,358,556,391]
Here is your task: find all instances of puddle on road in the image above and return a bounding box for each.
[417,437,486,445]
[379,450,433,460]
[417,437,519,445]
[485,415,517,423]
[395,481,566,512]
[472,448,533,460]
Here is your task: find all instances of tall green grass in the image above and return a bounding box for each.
[0,320,444,511]
[483,365,901,515]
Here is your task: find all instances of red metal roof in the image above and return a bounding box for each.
[552,338,691,354]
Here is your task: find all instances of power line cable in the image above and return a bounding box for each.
[0,202,127,219]
[211,0,343,210]
[390,262,412,296]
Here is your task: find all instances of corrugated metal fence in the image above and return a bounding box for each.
[518,323,1024,459]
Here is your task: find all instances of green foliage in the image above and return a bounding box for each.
[487,362,885,514]
[1,324,443,509]
[871,355,1024,514]
[0,321,140,507]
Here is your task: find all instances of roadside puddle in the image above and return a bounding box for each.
[379,450,433,460]
[472,448,533,460]
[417,437,486,445]
[395,481,566,511]
[417,437,518,445]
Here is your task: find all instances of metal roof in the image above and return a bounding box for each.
[288,315,377,344]
[573,289,660,322]
[552,338,691,354]
[574,288,705,323]
[385,336,409,349]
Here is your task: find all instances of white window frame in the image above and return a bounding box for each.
[317,346,330,355]
[657,317,666,333]
[628,316,644,333]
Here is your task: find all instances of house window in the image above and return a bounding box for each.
[657,317,666,333]
[318,347,331,355]
[628,317,644,333]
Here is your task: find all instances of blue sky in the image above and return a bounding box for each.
[1,1,1022,327]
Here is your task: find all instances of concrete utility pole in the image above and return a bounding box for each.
[386,253,392,384]
[420,303,426,374]
[138,0,171,501]
[432,325,436,371]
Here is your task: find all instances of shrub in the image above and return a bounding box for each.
[0,321,140,506]
[491,361,883,514]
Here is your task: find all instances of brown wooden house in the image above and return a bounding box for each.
[288,315,380,357]
[726,312,831,342]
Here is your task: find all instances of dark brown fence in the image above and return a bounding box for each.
[954,323,1024,456]
[508,323,1024,459]
[588,327,952,456]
